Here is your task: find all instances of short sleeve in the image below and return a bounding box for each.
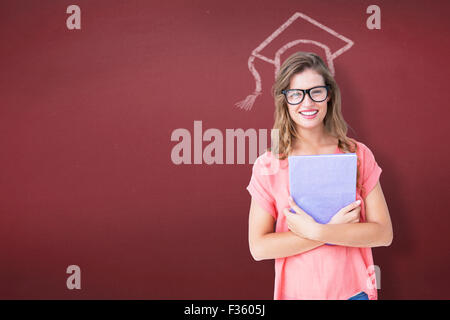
[359,142,383,199]
[246,154,277,219]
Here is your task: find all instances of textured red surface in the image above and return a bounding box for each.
[0,0,449,299]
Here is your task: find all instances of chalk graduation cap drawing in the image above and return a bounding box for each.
[236,12,354,111]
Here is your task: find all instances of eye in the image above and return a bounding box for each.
[311,89,324,94]
[288,91,302,98]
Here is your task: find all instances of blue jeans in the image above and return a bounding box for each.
[348,291,369,300]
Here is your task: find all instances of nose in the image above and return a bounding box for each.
[301,93,315,107]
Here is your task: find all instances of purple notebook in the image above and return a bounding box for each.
[288,153,357,224]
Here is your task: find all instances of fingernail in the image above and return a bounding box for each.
[355,200,361,205]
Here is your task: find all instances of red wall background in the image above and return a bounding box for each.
[1,0,449,299]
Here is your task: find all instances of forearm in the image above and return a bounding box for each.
[312,222,393,247]
[252,231,325,261]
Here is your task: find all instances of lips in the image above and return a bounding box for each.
[299,109,319,115]
[298,109,319,119]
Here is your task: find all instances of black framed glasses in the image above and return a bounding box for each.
[281,85,330,105]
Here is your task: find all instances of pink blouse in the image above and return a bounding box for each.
[246,140,382,300]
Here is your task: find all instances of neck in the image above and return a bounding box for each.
[293,125,331,149]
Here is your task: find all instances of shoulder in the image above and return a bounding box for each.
[351,139,381,175]
[252,150,276,172]
[254,150,276,165]
[351,139,383,198]
[345,138,375,158]
[352,139,377,159]
[251,150,288,176]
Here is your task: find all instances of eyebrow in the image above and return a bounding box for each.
[288,85,326,90]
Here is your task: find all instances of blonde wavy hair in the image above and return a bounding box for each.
[269,51,363,193]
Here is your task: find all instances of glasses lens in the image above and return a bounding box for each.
[310,87,328,102]
[286,90,304,104]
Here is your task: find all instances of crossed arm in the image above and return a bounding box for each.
[248,181,393,261]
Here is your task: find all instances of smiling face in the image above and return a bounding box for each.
[286,68,330,132]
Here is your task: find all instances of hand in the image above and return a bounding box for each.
[328,200,361,225]
[283,196,321,240]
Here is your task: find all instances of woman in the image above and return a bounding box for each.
[246,51,393,300]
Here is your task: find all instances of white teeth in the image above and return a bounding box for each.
[300,110,318,116]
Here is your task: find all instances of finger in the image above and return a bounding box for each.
[283,207,294,218]
[285,212,297,227]
[341,200,362,214]
[286,218,292,228]
[287,222,297,234]
[288,196,304,214]
[348,200,361,210]
[349,210,360,221]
